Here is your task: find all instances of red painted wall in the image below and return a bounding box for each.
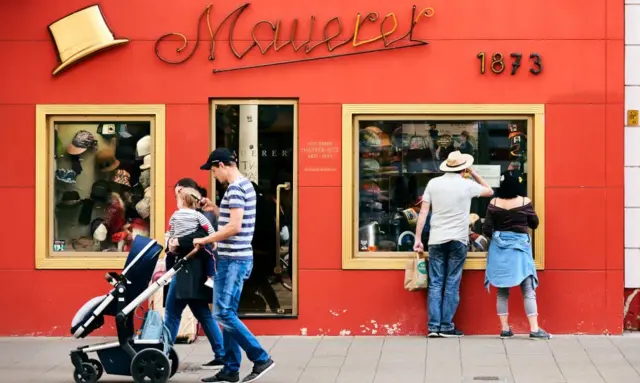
[0,0,624,336]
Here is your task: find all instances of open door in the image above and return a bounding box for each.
[211,100,297,317]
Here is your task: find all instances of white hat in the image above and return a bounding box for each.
[93,224,108,242]
[136,135,151,158]
[136,196,151,219]
[439,150,474,172]
[140,154,151,170]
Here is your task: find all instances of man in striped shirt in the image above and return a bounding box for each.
[195,148,275,383]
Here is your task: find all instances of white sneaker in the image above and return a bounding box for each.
[204,279,213,288]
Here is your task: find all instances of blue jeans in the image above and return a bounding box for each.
[164,280,224,358]
[427,240,467,332]
[214,256,270,373]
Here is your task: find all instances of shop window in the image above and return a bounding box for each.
[341,105,545,270]
[35,105,165,269]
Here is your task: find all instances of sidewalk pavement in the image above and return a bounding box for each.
[3,335,640,383]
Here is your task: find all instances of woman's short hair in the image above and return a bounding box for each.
[175,178,198,189]
[496,171,523,199]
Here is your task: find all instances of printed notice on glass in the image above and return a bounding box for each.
[472,165,501,188]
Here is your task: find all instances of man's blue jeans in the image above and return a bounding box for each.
[164,280,225,358]
[427,240,467,332]
[214,256,270,374]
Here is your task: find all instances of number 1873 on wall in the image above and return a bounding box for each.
[477,52,543,75]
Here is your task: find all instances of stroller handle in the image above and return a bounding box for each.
[183,244,202,260]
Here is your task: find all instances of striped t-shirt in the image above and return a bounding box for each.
[166,209,215,239]
[218,177,256,258]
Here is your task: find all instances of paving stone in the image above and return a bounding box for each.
[4,335,640,382]
[298,366,341,382]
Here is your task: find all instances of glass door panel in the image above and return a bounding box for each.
[213,102,296,317]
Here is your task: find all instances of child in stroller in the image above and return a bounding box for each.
[69,235,201,383]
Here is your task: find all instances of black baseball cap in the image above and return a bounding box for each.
[200,148,237,170]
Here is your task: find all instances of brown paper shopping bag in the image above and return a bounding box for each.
[404,253,428,291]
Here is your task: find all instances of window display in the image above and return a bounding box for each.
[53,122,153,253]
[356,118,530,257]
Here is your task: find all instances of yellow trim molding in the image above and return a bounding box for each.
[341,104,545,271]
[35,104,166,269]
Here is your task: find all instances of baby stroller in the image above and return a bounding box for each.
[69,235,200,383]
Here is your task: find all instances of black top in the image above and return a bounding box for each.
[166,211,215,301]
[482,199,539,239]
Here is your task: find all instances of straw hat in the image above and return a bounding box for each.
[439,150,474,172]
[48,5,129,76]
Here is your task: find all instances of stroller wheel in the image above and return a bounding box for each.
[168,347,180,378]
[130,348,170,383]
[87,359,104,380]
[73,362,98,383]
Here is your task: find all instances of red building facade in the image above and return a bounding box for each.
[0,0,625,336]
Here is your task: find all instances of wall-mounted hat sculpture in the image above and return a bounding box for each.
[48,5,129,76]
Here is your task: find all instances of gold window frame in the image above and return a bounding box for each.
[35,104,166,269]
[209,99,299,316]
[341,104,545,270]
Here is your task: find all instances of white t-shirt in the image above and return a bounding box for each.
[422,173,484,245]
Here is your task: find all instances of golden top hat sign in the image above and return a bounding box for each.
[48,5,129,76]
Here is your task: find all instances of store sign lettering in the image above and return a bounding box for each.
[154,3,434,73]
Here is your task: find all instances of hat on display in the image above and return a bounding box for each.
[397,231,416,251]
[115,142,136,161]
[439,150,474,172]
[90,218,108,242]
[97,123,117,137]
[361,158,380,173]
[469,213,481,227]
[48,5,129,76]
[90,180,111,202]
[363,126,392,147]
[144,187,151,199]
[136,196,151,219]
[129,218,150,239]
[112,169,132,188]
[200,148,237,170]
[118,123,132,138]
[140,154,151,170]
[55,168,78,184]
[67,130,98,155]
[138,169,151,189]
[106,192,126,233]
[58,191,82,206]
[379,240,397,251]
[359,128,381,147]
[136,135,151,158]
[71,237,95,251]
[95,148,120,172]
[470,233,488,252]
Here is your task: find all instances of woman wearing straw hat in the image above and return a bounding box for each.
[482,172,551,340]
[413,151,494,338]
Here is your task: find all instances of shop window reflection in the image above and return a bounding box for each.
[357,119,530,257]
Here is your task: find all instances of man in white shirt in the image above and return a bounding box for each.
[413,151,494,338]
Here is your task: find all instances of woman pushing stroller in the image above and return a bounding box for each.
[163,178,226,370]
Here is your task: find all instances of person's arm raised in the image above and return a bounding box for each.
[468,168,494,197]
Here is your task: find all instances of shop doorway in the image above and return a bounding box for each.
[210,100,297,317]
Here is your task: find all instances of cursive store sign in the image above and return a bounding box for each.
[154,3,434,73]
